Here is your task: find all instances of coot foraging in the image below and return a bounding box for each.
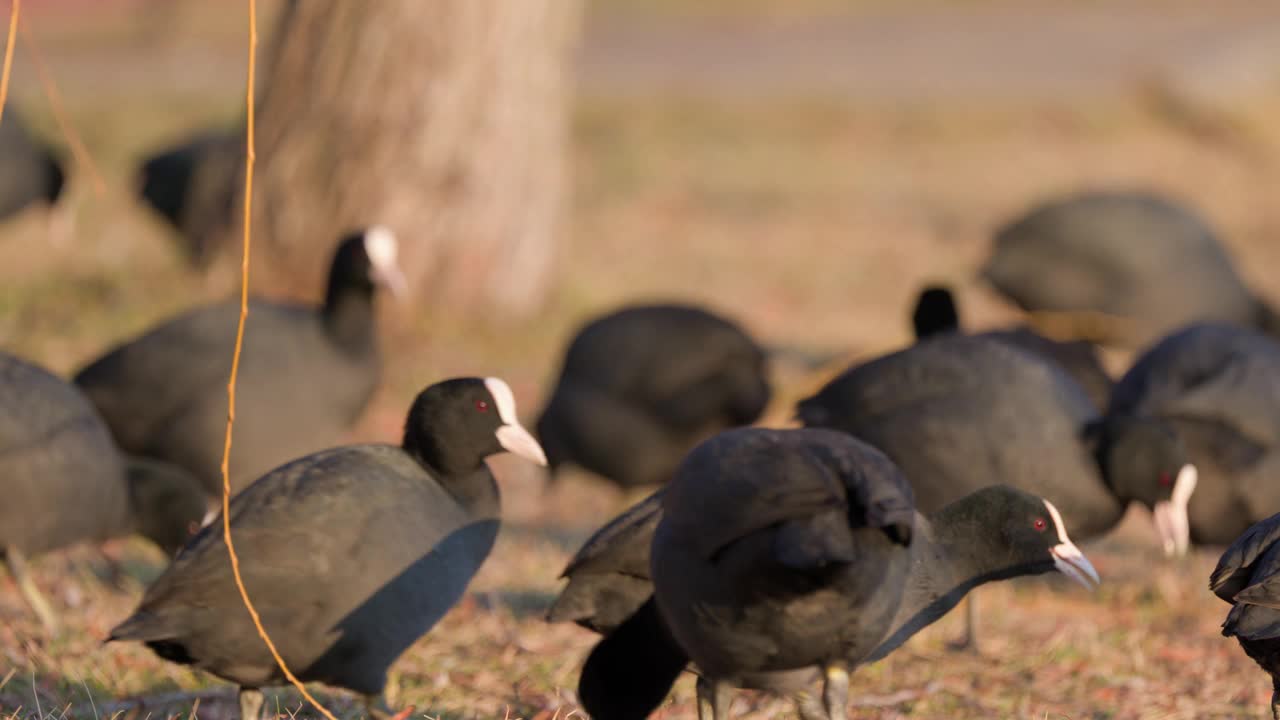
[1111,323,1280,546]
[981,190,1279,347]
[576,428,1098,720]
[911,283,1113,411]
[75,226,407,498]
[108,377,547,719]
[0,351,206,632]
[536,303,771,491]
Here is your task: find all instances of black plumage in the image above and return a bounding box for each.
[796,334,1191,550]
[75,227,406,498]
[1212,513,1280,719]
[536,304,772,490]
[981,190,1279,347]
[0,351,206,632]
[576,428,1099,720]
[134,128,240,266]
[911,284,1113,411]
[107,377,547,720]
[1111,323,1280,545]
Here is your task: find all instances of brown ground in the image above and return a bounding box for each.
[4,1,1280,718]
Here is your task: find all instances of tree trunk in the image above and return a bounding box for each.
[221,0,581,316]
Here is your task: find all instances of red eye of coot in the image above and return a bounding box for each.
[1158,472,1172,487]
[476,400,489,412]
[1033,518,1047,532]
[188,521,200,536]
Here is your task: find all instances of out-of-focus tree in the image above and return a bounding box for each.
[206,0,582,316]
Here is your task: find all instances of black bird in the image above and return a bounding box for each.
[75,227,407,498]
[0,351,207,632]
[134,128,241,266]
[0,102,68,241]
[1211,513,1280,720]
[1111,323,1280,546]
[578,428,1099,720]
[107,377,548,720]
[795,334,1192,646]
[536,304,772,492]
[981,190,1280,347]
[911,284,1114,411]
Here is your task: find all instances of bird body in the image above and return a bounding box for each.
[536,304,771,490]
[1212,513,1280,719]
[982,190,1278,346]
[108,377,548,717]
[75,228,406,497]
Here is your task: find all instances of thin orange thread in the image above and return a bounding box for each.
[220,2,337,719]
[0,0,18,128]
[17,15,105,195]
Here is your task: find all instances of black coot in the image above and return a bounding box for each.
[795,334,1191,647]
[0,351,206,632]
[577,428,1099,720]
[912,284,1113,410]
[75,227,407,498]
[108,377,547,720]
[1111,323,1280,546]
[536,304,771,491]
[1211,513,1280,720]
[134,128,241,266]
[981,190,1278,347]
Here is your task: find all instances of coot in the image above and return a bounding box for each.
[108,377,547,719]
[75,227,406,497]
[536,304,771,491]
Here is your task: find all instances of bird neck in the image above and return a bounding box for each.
[865,505,1054,663]
[322,283,377,356]
[401,433,501,515]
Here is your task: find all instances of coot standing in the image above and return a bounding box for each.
[108,377,547,720]
[75,227,407,498]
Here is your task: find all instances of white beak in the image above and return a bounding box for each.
[496,423,548,466]
[1043,499,1100,590]
[1152,463,1197,557]
[1051,540,1101,590]
[363,225,409,300]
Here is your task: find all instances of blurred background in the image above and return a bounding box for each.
[5,0,1280,717]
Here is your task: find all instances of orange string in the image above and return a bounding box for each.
[220,2,338,719]
[17,15,106,196]
[0,0,18,128]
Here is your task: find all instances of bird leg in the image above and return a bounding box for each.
[4,547,59,633]
[822,662,849,720]
[793,690,829,720]
[238,687,265,720]
[363,693,403,720]
[695,676,731,720]
[947,593,982,654]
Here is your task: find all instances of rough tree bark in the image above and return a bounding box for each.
[218,0,581,316]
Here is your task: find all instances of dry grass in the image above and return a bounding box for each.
[6,1,1280,718]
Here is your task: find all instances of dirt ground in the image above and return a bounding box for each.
[4,1,1280,718]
